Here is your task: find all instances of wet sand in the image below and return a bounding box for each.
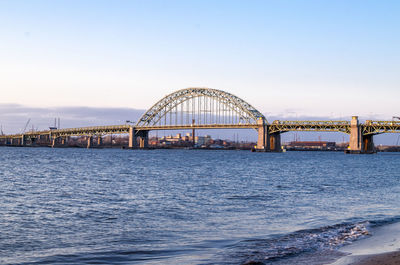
[330,222,400,265]
[350,251,400,265]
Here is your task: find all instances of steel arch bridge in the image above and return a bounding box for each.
[1,87,400,153]
[136,87,265,128]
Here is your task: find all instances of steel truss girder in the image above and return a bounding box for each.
[363,121,400,135]
[269,120,351,134]
[52,125,130,137]
[0,125,131,139]
[1,121,400,141]
[136,87,265,127]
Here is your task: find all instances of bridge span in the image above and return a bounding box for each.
[1,88,399,153]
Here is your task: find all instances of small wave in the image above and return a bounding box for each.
[222,222,371,264]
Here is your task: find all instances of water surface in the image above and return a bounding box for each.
[1,147,399,264]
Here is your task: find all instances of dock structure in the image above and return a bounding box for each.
[1,88,399,153]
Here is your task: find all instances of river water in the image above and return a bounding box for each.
[1,147,399,264]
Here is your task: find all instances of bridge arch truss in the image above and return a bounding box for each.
[136,88,265,127]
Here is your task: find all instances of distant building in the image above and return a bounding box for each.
[195,135,211,146]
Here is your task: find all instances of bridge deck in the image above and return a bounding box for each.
[269,121,351,134]
[1,121,399,139]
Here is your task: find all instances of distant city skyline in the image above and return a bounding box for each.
[0,0,399,118]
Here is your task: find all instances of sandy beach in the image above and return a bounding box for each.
[350,251,400,265]
[330,222,400,265]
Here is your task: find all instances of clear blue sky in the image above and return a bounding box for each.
[0,0,399,119]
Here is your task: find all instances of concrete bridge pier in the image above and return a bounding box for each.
[128,127,149,149]
[256,119,282,152]
[138,130,149,149]
[269,132,282,152]
[97,135,103,146]
[128,127,137,148]
[51,136,57,148]
[87,136,93,149]
[256,119,269,151]
[362,134,375,153]
[348,116,375,154]
[61,136,69,147]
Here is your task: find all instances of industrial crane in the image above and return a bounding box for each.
[20,118,31,134]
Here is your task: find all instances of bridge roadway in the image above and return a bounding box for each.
[1,117,399,153]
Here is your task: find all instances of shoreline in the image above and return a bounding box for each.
[330,221,400,265]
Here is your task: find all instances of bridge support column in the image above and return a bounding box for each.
[363,134,375,153]
[51,136,57,148]
[269,132,282,152]
[256,119,269,151]
[138,130,149,149]
[61,136,68,147]
[97,135,103,146]
[128,128,148,149]
[349,116,362,152]
[255,119,281,152]
[129,127,137,149]
[347,116,375,154]
[87,136,93,149]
